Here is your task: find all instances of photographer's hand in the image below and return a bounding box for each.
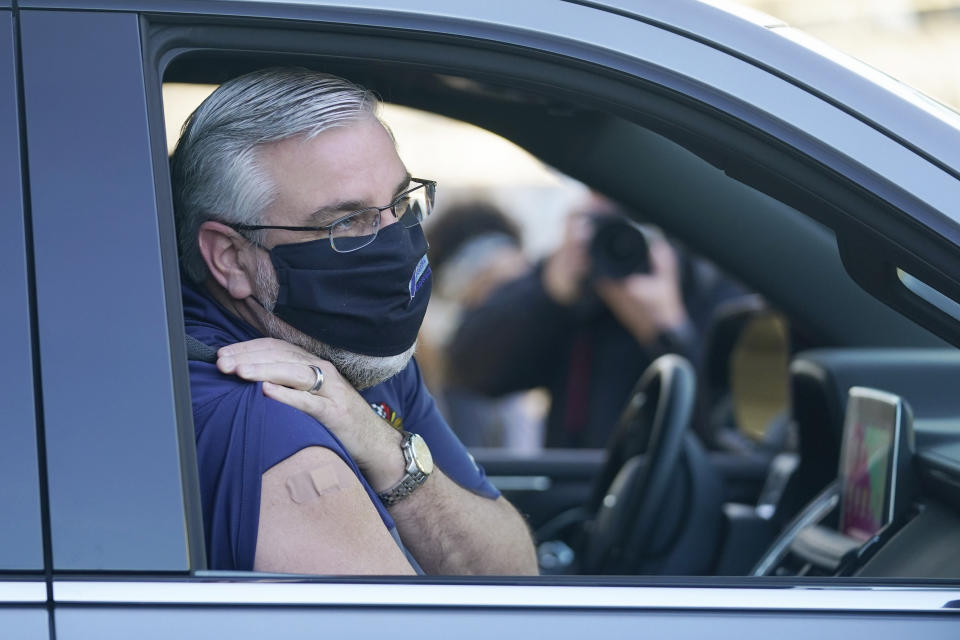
[542,213,591,305]
[594,237,689,345]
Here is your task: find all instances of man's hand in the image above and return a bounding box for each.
[594,237,689,345]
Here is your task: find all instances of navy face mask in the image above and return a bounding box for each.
[265,221,432,357]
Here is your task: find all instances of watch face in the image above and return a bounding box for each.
[410,433,434,474]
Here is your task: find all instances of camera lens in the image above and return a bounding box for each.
[589,215,650,278]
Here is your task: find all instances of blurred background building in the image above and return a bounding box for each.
[739,0,960,110]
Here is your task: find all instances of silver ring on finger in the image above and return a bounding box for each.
[307,364,324,394]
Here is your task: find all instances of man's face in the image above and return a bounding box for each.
[247,116,417,389]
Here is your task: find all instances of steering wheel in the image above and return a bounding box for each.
[580,353,697,573]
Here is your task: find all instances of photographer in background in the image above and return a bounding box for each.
[447,194,741,448]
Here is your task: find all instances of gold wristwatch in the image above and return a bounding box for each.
[377,432,434,507]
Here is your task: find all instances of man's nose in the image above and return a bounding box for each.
[380,206,401,229]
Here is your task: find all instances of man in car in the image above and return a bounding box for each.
[171,68,538,575]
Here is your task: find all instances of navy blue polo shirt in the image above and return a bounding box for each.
[183,282,499,571]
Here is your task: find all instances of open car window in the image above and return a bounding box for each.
[148,2,960,582]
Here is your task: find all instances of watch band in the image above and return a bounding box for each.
[377,432,431,507]
[378,468,430,507]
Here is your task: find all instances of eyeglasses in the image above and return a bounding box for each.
[229,178,436,253]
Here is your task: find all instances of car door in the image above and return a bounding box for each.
[13,2,960,638]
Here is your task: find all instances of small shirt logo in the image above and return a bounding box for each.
[409,253,431,300]
[370,401,404,431]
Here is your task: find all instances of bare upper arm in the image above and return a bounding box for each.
[254,446,416,575]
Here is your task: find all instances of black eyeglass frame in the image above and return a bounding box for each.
[226,177,436,252]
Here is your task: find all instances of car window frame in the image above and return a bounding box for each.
[0,6,45,575]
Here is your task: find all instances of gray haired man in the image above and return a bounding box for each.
[172,68,537,575]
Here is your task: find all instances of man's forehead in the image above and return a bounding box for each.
[259,118,407,223]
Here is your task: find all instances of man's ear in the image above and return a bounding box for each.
[198,221,257,300]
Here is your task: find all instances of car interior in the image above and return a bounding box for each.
[153,16,960,581]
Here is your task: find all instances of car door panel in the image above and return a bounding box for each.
[19,9,196,572]
[0,608,48,640]
[0,9,44,573]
